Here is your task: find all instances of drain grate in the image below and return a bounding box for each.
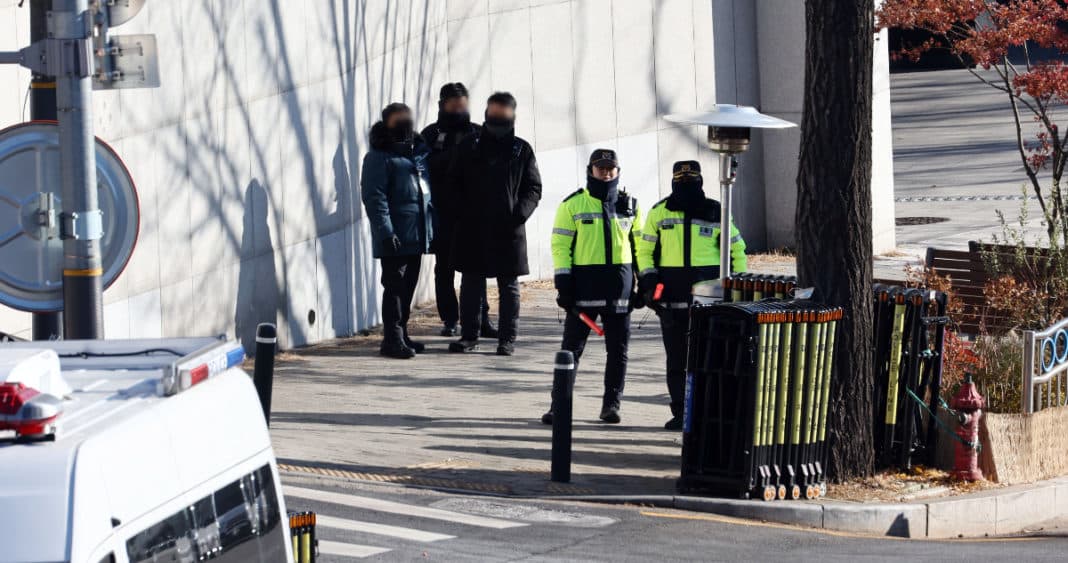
[896,216,950,226]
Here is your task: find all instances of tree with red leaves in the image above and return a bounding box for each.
[878,0,1068,246]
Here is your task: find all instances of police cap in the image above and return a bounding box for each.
[589,149,619,169]
[672,160,702,181]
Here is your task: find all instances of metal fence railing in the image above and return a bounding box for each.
[1022,317,1068,414]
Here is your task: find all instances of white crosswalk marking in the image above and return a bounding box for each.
[283,486,527,529]
[317,540,391,558]
[317,514,456,542]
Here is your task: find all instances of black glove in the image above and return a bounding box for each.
[554,273,574,310]
[630,292,645,311]
[638,273,660,303]
[381,234,402,254]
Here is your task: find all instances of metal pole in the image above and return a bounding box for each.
[1023,330,1035,414]
[53,0,104,339]
[254,323,278,426]
[718,152,735,282]
[551,350,576,483]
[30,0,63,342]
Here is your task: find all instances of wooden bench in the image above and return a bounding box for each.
[925,246,1014,335]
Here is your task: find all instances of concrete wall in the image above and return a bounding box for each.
[0,0,721,348]
[0,0,896,348]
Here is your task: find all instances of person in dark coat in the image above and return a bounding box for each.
[361,103,433,359]
[420,82,497,339]
[446,92,542,356]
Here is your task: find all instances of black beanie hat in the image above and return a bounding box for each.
[439,82,469,102]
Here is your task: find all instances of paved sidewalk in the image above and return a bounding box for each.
[269,258,1068,538]
[270,282,684,497]
[269,257,914,498]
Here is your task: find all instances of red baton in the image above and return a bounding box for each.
[577,311,605,336]
[653,283,664,302]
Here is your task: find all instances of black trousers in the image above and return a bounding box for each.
[659,308,691,417]
[460,274,519,342]
[380,255,422,346]
[561,309,631,409]
[434,252,490,327]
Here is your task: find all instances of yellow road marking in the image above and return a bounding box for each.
[639,511,1051,542]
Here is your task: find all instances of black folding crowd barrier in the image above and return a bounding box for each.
[289,511,318,562]
[724,274,798,303]
[679,299,843,501]
[871,284,949,469]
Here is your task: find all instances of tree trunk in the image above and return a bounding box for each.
[796,0,876,481]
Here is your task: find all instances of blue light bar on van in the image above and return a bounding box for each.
[158,341,245,396]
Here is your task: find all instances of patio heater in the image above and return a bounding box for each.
[665,105,796,301]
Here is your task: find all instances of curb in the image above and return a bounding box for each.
[551,477,1068,538]
[280,467,1068,538]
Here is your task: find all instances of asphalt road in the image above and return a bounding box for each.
[890,69,1048,247]
[282,476,1068,562]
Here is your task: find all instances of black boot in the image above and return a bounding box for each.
[448,339,479,353]
[599,397,621,424]
[599,406,621,424]
[404,338,426,353]
[380,341,416,360]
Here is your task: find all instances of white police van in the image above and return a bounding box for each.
[0,337,293,563]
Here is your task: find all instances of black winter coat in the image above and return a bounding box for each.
[360,122,433,258]
[420,120,478,254]
[447,132,542,277]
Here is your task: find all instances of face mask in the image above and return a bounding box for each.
[388,119,415,155]
[389,119,414,143]
[483,116,515,140]
[438,110,470,130]
[586,175,619,201]
[666,179,705,211]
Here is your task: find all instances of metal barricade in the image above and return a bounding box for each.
[679,299,842,501]
[1022,317,1068,414]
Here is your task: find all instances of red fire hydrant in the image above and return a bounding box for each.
[951,373,984,481]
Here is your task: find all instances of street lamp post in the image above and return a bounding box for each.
[666,105,797,299]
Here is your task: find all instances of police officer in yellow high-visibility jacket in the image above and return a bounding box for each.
[542,149,643,425]
[637,161,747,430]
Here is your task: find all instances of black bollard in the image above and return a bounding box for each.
[253,323,278,426]
[551,350,576,483]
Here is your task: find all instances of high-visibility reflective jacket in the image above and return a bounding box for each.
[636,197,747,307]
[551,188,642,313]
